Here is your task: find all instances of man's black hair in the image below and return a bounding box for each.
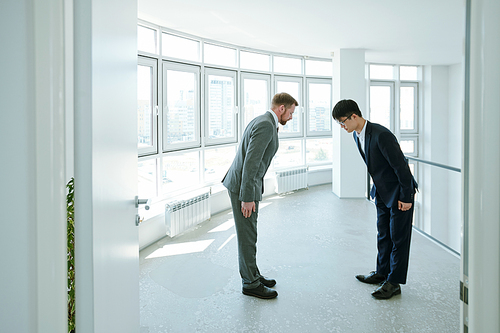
[332,99,363,120]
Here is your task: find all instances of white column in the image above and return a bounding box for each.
[332,49,367,198]
[0,0,67,332]
[466,0,500,331]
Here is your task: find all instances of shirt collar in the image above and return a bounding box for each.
[356,119,368,140]
[267,110,279,129]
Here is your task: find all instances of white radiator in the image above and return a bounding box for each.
[165,191,211,237]
[275,167,308,194]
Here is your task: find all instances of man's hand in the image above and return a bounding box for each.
[241,201,256,218]
[398,201,412,212]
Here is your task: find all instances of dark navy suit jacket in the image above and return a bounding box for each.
[354,121,417,208]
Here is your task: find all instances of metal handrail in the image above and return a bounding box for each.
[406,156,461,173]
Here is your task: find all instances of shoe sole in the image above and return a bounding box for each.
[242,290,278,299]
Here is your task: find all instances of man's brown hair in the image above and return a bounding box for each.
[271,92,299,110]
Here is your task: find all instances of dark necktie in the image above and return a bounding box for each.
[357,138,366,160]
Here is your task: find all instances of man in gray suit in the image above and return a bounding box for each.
[222,92,298,299]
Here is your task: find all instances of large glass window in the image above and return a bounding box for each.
[369,64,395,80]
[204,146,236,184]
[240,51,270,72]
[276,77,302,136]
[369,83,393,130]
[161,151,200,194]
[400,83,418,132]
[204,44,237,67]
[205,69,237,145]
[400,66,418,80]
[306,138,333,164]
[306,79,332,136]
[241,73,270,127]
[138,25,157,54]
[274,56,302,75]
[162,62,200,151]
[138,159,157,198]
[138,24,334,200]
[162,33,200,62]
[274,140,303,169]
[137,57,157,155]
[305,59,332,76]
[368,64,421,200]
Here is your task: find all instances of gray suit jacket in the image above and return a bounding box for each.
[222,111,279,202]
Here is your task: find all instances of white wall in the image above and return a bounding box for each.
[0,3,38,331]
[0,1,67,332]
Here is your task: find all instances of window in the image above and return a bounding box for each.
[241,73,270,127]
[400,83,418,132]
[138,25,157,54]
[306,79,332,136]
[274,56,302,75]
[162,33,200,62]
[274,140,303,169]
[204,68,237,145]
[369,83,394,130]
[138,23,333,200]
[138,159,157,198]
[400,137,418,156]
[400,66,418,81]
[137,57,157,155]
[275,77,302,136]
[369,64,395,80]
[306,138,333,164]
[204,146,236,184]
[305,59,332,76]
[204,44,237,67]
[240,51,270,72]
[162,62,200,151]
[368,64,421,197]
[161,151,200,194]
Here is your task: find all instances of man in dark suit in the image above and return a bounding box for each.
[332,99,417,299]
[223,92,298,299]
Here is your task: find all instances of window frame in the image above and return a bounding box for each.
[369,81,395,132]
[162,61,201,152]
[137,56,158,156]
[275,75,304,138]
[305,78,332,137]
[204,67,238,146]
[399,82,419,134]
[240,72,271,132]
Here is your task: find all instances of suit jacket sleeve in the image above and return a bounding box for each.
[239,120,275,202]
[377,131,415,203]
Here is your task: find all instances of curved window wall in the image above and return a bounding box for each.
[137,21,333,200]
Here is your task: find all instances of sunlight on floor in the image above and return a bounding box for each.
[145,239,215,259]
[208,219,234,233]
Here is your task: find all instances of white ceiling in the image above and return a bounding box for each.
[138,0,465,66]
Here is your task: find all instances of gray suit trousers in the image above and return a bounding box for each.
[228,191,261,289]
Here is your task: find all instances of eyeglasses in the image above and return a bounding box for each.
[336,114,353,126]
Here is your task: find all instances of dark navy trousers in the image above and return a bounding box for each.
[375,193,414,285]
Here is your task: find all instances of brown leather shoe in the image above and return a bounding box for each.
[242,284,278,299]
[371,281,401,299]
[355,271,386,284]
[259,276,276,288]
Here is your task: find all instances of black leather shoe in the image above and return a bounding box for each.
[371,281,401,299]
[259,276,276,288]
[356,271,386,284]
[242,284,278,299]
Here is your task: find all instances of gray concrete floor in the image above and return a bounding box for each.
[139,184,460,333]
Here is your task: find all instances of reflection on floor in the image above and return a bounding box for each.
[140,184,460,333]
